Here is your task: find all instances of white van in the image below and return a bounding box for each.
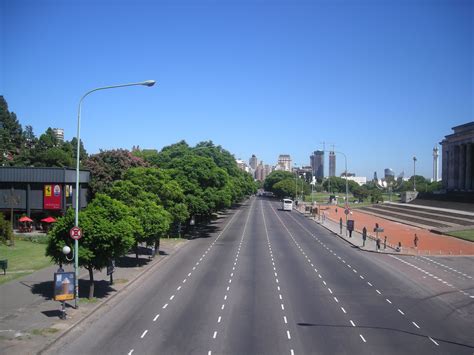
[282,199,293,211]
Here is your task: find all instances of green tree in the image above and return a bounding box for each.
[0,213,13,245]
[264,171,295,192]
[46,195,136,299]
[84,149,148,196]
[0,96,24,166]
[272,178,297,199]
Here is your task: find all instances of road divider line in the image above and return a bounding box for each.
[140,330,148,339]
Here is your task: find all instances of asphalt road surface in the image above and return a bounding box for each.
[49,197,474,355]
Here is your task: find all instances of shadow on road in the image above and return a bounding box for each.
[297,322,474,349]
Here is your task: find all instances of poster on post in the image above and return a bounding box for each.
[54,272,75,301]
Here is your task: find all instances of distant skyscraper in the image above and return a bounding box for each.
[310,151,324,179]
[249,154,258,170]
[277,154,292,171]
[433,145,439,182]
[329,151,336,177]
[384,168,395,180]
[52,128,64,142]
[373,171,378,181]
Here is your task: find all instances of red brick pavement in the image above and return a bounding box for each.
[322,205,474,255]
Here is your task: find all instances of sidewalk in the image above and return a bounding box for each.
[0,238,186,355]
[296,203,474,256]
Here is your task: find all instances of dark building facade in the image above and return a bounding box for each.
[441,122,474,191]
[0,167,90,229]
[310,150,324,179]
[328,151,336,177]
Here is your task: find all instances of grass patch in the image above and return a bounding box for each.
[0,240,52,285]
[113,278,128,284]
[79,297,98,304]
[446,229,474,242]
[31,328,59,336]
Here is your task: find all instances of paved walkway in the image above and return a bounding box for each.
[297,203,474,256]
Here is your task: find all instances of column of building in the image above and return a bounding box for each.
[466,143,472,190]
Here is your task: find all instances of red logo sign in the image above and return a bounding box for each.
[44,184,62,210]
[70,227,82,240]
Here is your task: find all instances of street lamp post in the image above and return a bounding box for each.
[413,156,417,191]
[74,80,155,308]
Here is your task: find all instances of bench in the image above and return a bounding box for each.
[0,259,7,275]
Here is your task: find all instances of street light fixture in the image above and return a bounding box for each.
[74,80,155,308]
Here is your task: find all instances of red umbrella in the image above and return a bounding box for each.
[19,216,33,222]
[41,217,57,223]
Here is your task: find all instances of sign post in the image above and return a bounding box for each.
[70,226,82,240]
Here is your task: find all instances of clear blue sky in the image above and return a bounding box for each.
[1,0,472,179]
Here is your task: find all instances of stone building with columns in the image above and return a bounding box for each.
[441,122,473,191]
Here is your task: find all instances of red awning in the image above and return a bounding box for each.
[19,216,33,222]
[41,217,57,223]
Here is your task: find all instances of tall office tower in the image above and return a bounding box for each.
[249,154,258,170]
[433,145,439,182]
[310,150,324,179]
[373,171,378,181]
[52,128,64,142]
[277,154,292,171]
[384,168,395,180]
[329,151,336,177]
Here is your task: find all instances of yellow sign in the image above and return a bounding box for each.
[44,185,52,197]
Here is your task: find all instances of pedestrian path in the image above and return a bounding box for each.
[296,203,474,255]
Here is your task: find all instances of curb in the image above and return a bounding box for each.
[38,240,187,355]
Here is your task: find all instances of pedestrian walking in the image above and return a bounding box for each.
[396,242,402,252]
[384,236,387,250]
[339,217,343,234]
[335,207,338,214]
[362,227,367,247]
[414,234,419,248]
[376,237,381,251]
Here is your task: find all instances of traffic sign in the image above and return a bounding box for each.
[344,208,350,215]
[70,226,82,240]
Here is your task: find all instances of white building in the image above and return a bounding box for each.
[277,154,292,171]
[346,176,367,186]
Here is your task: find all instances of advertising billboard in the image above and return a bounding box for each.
[54,272,75,301]
[44,184,62,210]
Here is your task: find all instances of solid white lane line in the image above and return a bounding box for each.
[153,314,160,322]
[412,321,420,329]
[429,337,439,346]
[398,309,405,315]
[359,334,367,343]
[350,320,356,327]
[140,330,148,338]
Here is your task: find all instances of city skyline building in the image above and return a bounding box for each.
[433,145,439,182]
[249,154,258,171]
[329,151,336,177]
[310,150,324,179]
[277,154,292,172]
[52,128,64,142]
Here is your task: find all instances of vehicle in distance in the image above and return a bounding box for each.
[282,198,293,211]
